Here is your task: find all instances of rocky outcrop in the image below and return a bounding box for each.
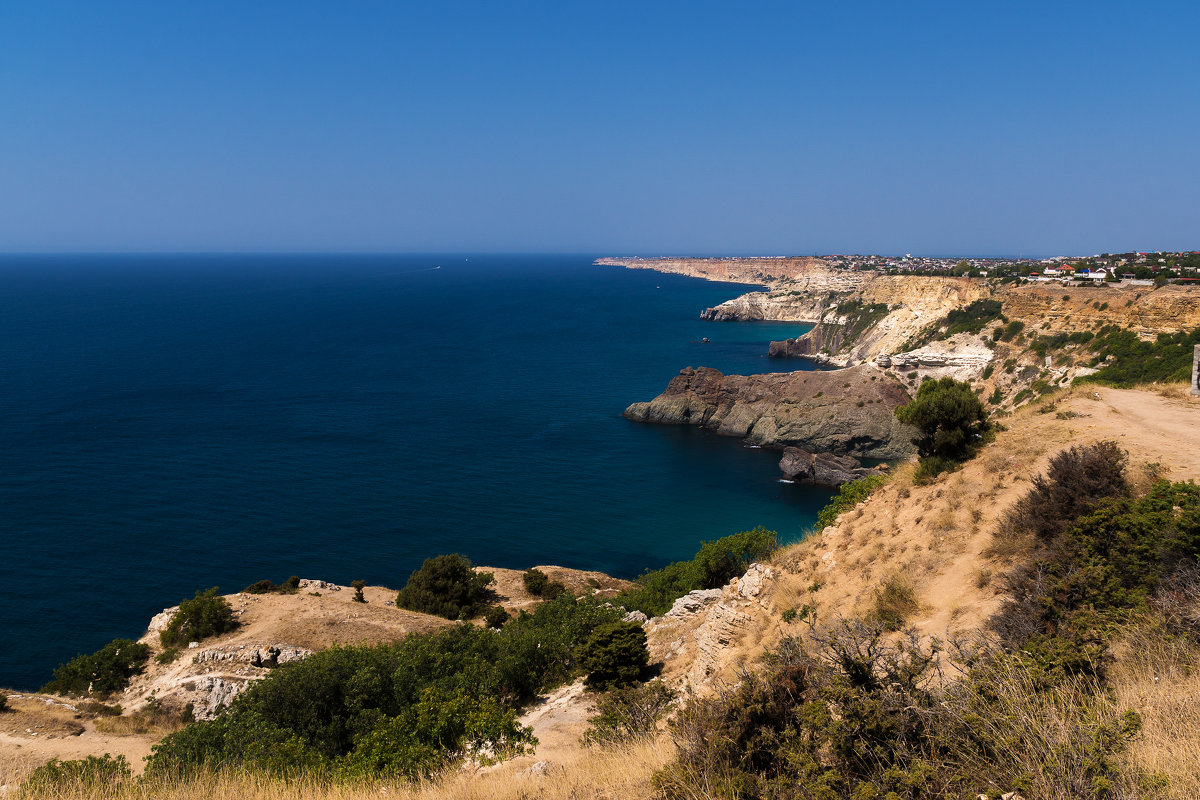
[623,364,917,460]
[701,291,827,322]
[699,269,872,322]
[779,448,882,486]
[645,563,780,692]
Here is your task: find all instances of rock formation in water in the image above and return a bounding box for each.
[778,447,882,486]
[623,364,916,461]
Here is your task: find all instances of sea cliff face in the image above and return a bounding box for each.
[623,364,916,460]
[596,256,831,285]
[699,269,872,322]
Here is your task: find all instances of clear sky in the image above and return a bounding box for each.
[1,1,1196,255]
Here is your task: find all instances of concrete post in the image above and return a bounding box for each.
[1192,344,1200,396]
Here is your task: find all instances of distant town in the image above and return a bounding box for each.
[821,250,1200,285]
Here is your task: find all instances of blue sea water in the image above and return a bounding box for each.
[0,254,830,691]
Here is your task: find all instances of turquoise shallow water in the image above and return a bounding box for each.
[0,254,831,690]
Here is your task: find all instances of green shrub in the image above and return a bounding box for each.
[522,568,567,599]
[583,680,674,746]
[147,594,621,778]
[160,588,239,647]
[613,528,778,617]
[913,454,961,483]
[42,638,152,697]
[576,622,649,691]
[815,474,886,530]
[351,579,367,603]
[484,605,511,628]
[23,755,131,792]
[241,576,301,595]
[522,568,549,595]
[0,693,7,712]
[656,620,1144,799]
[1077,325,1200,387]
[1000,441,1128,543]
[156,647,180,665]
[895,377,990,466]
[395,554,494,620]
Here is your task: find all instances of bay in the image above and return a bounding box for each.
[0,254,830,690]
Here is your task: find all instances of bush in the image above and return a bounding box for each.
[1077,325,1200,387]
[656,619,1145,800]
[583,680,674,746]
[994,477,1200,677]
[23,755,131,792]
[522,568,567,599]
[160,588,239,647]
[613,527,778,617]
[147,594,624,778]
[576,622,649,690]
[0,693,7,712]
[895,377,989,470]
[1001,441,1129,542]
[395,554,494,620]
[351,579,367,603]
[815,474,886,530]
[241,576,301,595]
[522,568,549,595]
[484,605,511,628]
[156,647,180,665]
[42,638,152,697]
[913,454,961,483]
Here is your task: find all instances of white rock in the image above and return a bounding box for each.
[664,589,723,619]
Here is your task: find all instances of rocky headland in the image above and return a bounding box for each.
[623,364,917,468]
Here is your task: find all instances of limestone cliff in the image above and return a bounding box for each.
[596,256,832,285]
[623,364,916,460]
[699,269,872,322]
[999,283,1200,336]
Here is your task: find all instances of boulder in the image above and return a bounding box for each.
[779,447,881,486]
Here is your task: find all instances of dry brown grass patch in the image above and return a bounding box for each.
[11,736,671,800]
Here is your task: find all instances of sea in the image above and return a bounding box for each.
[0,254,831,691]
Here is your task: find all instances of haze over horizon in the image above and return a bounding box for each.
[2,1,1196,256]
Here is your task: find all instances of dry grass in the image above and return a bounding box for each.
[9,737,671,800]
[93,704,190,737]
[1110,624,1200,798]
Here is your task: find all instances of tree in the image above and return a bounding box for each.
[576,622,649,690]
[351,580,367,603]
[395,554,494,620]
[895,377,989,475]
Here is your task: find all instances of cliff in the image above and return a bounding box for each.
[595,256,832,285]
[623,364,916,460]
[699,269,872,322]
[998,283,1200,335]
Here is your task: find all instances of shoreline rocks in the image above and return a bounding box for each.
[778,447,883,486]
[623,364,917,460]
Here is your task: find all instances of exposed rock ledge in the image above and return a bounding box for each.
[623,364,917,461]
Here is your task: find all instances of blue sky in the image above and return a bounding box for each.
[1,1,1196,255]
